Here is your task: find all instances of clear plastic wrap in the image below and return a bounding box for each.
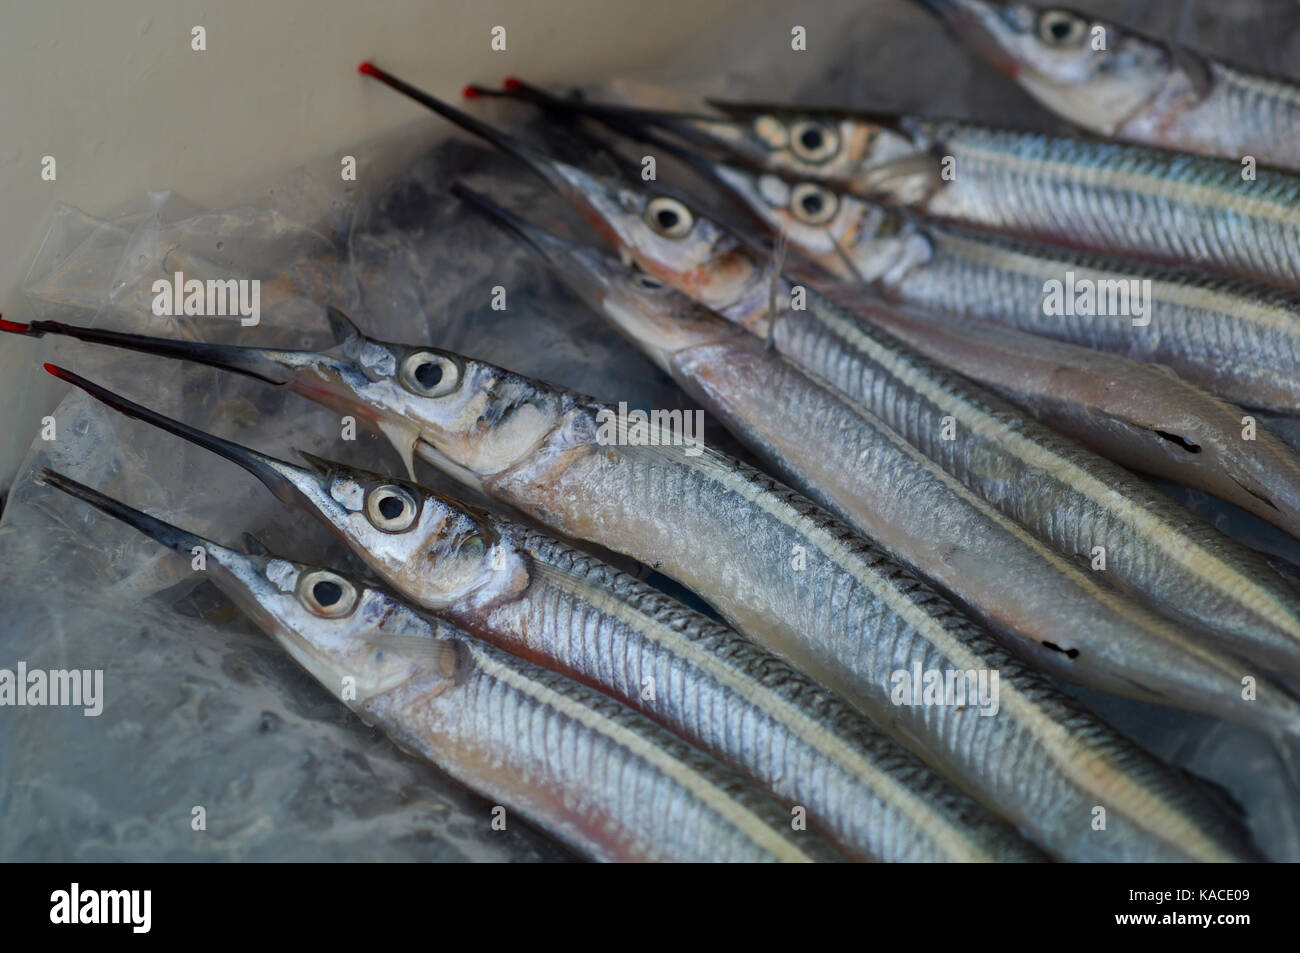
[3,0,1299,861]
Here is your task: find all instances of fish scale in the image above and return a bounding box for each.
[46,363,1043,863]
[374,642,815,863]
[677,249,1300,677]
[461,423,1260,860]
[908,225,1300,413]
[38,467,825,863]
[912,118,1300,291]
[915,0,1300,171]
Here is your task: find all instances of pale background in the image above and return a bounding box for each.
[0,0,818,489]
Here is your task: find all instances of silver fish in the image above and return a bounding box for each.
[449,180,1300,721]
[40,367,1044,863]
[37,468,831,863]
[703,166,1300,542]
[35,354,1263,862]
[497,74,1300,292]
[384,80,1300,686]
[916,0,1300,172]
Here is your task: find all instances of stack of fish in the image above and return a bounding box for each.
[9,0,1300,861]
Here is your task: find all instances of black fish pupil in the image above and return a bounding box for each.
[800,128,823,151]
[378,495,406,520]
[801,193,824,215]
[657,208,679,229]
[1051,19,1071,39]
[313,580,343,606]
[414,361,443,388]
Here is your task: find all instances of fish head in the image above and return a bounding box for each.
[17,313,571,489]
[917,0,1171,134]
[285,454,519,612]
[470,137,772,326]
[699,101,922,193]
[35,467,445,702]
[43,365,521,612]
[708,163,905,281]
[453,183,736,372]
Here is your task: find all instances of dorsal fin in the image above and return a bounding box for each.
[325,306,363,347]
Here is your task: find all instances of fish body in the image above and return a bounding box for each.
[915,0,1300,171]
[511,72,1300,291]
[898,117,1300,292]
[848,296,1300,541]
[29,330,1261,861]
[446,196,1300,721]
[704,166,1300,541]
[394,95,1300,685]
[414,199,1269,861]
[38,469,826,863]
[41,373,1037,863]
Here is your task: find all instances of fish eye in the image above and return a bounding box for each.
[297,570,358,618]
[366,484,419,532]
[789,183,839,225]
[1037,9,1088,46]
[631,272,668,293]
[400,351,459,398]
[788,120,839,164]
[644,197,694,239]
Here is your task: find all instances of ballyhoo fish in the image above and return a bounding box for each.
[449,180,1300,726]
[36,366,1263,862]
[364,69,1300,683]
[698,166,1300,541]
[460,83,1300,418]
[37,468,831,863]
[39,369,1039,864]
[915,0,1300,172]
[470,73,1300,293]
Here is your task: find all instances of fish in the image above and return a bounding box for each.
[478,73,1300,292]
[449,179,1300,722]
[915,0,1300,172]
[38,368,1041,864]
[34,364,1264,862]
[36,468,831,863]
[696,166,1300,542]
[364,71,1300,684]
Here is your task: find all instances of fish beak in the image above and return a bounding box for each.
[359,62,729,256]
[472,76,770,171]
[43,362,325,509]
[0,316,321,386]
[37,466,213,557]
[359,61,582,197]
[451,182,620,307]
[910,0,1027,77]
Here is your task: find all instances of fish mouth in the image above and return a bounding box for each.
[359,62,577,196]
[911,0,1025,79]
[1,316,301,386]
[43,362,314,507]
[37,466,212,557]
[360,62,648,251]
[470,76,765,170]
